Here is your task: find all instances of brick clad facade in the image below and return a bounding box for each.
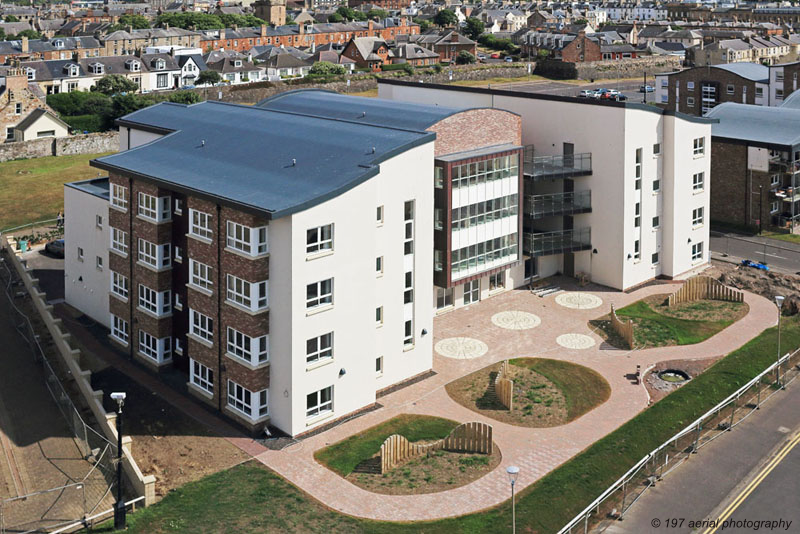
[661,67,759,116]
[561,33,602,63]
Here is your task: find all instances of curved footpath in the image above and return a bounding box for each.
[231,283,777,522]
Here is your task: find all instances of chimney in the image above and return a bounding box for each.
[261,24,267,37]
[165,22,170,30]
[233,24,238,32]
[299,23,304,35]
[220,28,226,40]
[21,36,29,53]
[450,32,459,42]
[368,20,374,31]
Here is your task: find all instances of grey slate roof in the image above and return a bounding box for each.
[257,89,465,131]
[14,107,69,132]
[707,103,800,148]
[92,99,435,218]
[712,62,769,83]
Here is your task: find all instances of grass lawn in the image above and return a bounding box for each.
[92,318,800,534]
[0,152,112,231]
[615,296,747,347]
[510,358,611,422]
[762,231,800,245]
[314,414,459,477]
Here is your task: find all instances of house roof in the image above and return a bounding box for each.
[20,53,180,82]
[65,177,110,200]
[707,102,800,148]
[711,62,769,82]
[92,100,435,219]
[348,37,392,61]
[779,89,800,110]
[264,53,311,69]
[14,107,69,132]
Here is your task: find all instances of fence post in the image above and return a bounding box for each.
[693,422,701,453]
[619,479,627,519]
[728,395,737,430]
[756,381,761,410]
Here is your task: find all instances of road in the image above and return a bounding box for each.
[492,78,657,103]
[604,379,800,534]
[710,232,800,275]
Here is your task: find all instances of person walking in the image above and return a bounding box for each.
[56,210,64,228]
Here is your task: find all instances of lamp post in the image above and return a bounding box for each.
[507,465,520,534]
[775,296,785,388]
[111,392,127,530]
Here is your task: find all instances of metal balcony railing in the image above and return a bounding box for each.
[524,228,592,257]
[523,147,592,181]
[525,190,592,219]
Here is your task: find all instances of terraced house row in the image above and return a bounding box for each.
[63,86,713,437]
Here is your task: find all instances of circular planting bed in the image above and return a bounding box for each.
[445,358,611,428]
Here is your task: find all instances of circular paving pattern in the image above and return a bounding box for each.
[491,310,542,330]
[556,333,597,350]
[555,292,603,310]
[435,337,489,360]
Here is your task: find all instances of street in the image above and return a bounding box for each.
[710,232,800,275]
[604,379,800,534]
[492,78,657,103]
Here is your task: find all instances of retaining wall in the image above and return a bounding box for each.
[0,132,118,163]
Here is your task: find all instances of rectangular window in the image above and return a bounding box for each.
[376,205,384,224]
[306,386,333,418]
[138,239,170,269]
[306,279,333,309]
[174,198,182,215]
[157,73,168,88]
[111,271,128,299]
[96,256,103,270]
[111,315,128,344]
[190,359,213,394]
[137,192,158,220]
[404,319,414,346]
[490,271,506,291]
[687,97,695,107]
[228,380,269,419]
[634,202,641,228]
[111,184,128,209]
[110,228,128,255]
[174,246,182,262]
[726,84,734,95]
[693,137,705,156]
[226,274,268,312]
[14,102,21,115]
[691,241,704,261]
[376,256,383,275]
[770,174,780,187]
[653,143,661,156]
[404,200,414,255]
[692,207,704,226]
[687,81,695,90]
[434,167,444,188]
[174,292,182,310]
[770,201,779,213]
[463,279,480,305]
[634,239,641,260]
[227,327,268,365]
[436,287,453,309]
[653,179,661,192]
[96,214,103,228]
[776,89,784,100]
[404,271,413,304]
[652,215,660,228]
[189,308,213,343]
[306,332,333,365]
[227,221,268,256]
[652,252,659,264]
[693,172,705,191]
[175,338,183,355]
[138,284,170,316]
[635,148,642,179]
[77,247,84,261]
[189,209,213,240]
[189,259,213,291]
[306,224,333,254]
[756,87,764,98]
[375,306,383,326]
[139,330,170,363]
[376,356,383,376]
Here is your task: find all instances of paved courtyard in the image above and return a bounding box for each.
[247,277,777,521]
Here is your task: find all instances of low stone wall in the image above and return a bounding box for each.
[0,131,117,163]
[192,63,535,104]
[668,275,744,306]
[610,303,635,350]
[494,360,513,410]
[536,56,682,81]
[1,235,156,506]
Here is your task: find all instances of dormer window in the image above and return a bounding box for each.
[151,58,165,70]
[88,62,104,74]
[25,67,34,81]
[63,63,79,77]
[125,59,141,72]
[234,59,242,67]
[53,39,64,49]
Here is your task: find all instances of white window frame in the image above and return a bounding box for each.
[376,356,383,376]
[692,207,704,226]
[226,274,268,312]
[376,205,384,225]
[376,256,384,276]
[652,215,660,228]
[138,330,171,363]
[111,314,128,344]
[691,241,704,261]
[692,172,705,191]
[376,306,383,326]
[404,319,414,347]
[111,271,128,299]
[463,279,480,305]
[306,386,333,418]
[693,137,705,156]
[111,183,128,210]
[306,332,333,365]
[137,239,170,270]
[138,284,171,316]
[190,358,213,394]
[770,201,779,213]
[306,278,333,309]
[189,208,213,240]
[226,221,268,256]
[96,214,103,228]
[226,327,268,366]
[189,308,213,343]
[227,380,268,420]
[189,258,213,292]
[77,247,84,261]
[652,252,659,265]
[306,224,333,255]
[110,227,128,256]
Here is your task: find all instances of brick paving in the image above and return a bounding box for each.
[248,277,778,521]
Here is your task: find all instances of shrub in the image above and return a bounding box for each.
[62,114,104,133]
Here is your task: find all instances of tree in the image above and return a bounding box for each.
[285,14,297,25]
[336,6,365,21]
[414,18,432,32]
[353,10,367,21]
[108,14,150,31]
[433,9,457,28]
[168,91,201,104]
[156,12,223,30]
[401,63,414,75]
[4,15,18,22]
[309,61,345,76]
[464,17,484,40]
[196,70,222,86]
[455,50,476,64]
[91,74,138,95]
[14,29,42,40]
[366,9,388,20]
[327,12,343,23]
[218,13,265,28]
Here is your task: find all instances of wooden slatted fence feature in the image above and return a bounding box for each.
[610,304,634,350]
[494,360,513,410]
[667,276,744,306]
[379,422,493,473]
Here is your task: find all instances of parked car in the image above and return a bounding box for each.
[490,53,500,59]
[639,85,654,93]
[477,53,486,61]
[599,89,620,100]
[615,94,628,101]
[504,56,514,62]
[45,239,64,258]
[578,89,595,98]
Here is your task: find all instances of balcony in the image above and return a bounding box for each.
[523,146,591,181]
[524,228,592,257]
[525,191,592,219]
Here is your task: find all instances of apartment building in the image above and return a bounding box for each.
[257,90,524,314]
[705,102,800,234]
[79,99,435,437]
[655,62,800,116]
[378,79,713,291]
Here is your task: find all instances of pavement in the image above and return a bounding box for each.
[18,245,64,303]
[491,78,656,103]
[604,374,800,534]
[710,232,800,275]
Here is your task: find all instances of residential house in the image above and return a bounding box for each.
[341,36,392,71]
[204,51,265,84]
[399,30,477,63]
[101,27,202,56]
[10,107,70,141]
[0,68,56,143]
[391,43,440,66]
[0,36,103,63]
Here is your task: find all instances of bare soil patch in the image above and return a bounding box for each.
[644,356,722,403]
[709,259,800,315]
[345,446,501,495]
[642,294,749,322]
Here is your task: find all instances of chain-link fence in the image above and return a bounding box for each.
[0,255,118,534]
[711,232,800,272]
[559,347,800,534]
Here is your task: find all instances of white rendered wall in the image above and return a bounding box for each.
[119,126,165,152]
[64,186,110,328]
[269,142,435,437]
